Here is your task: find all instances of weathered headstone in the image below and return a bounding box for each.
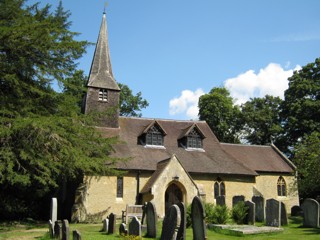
[50,198,58,226]
[216,195,226,206]
[119,223,127,236]
[301,198,320,228]
[244,200,255,225]
[72,230,81,240]
[146,201,157,238]
[54,221,62,239]
[265,198,281,227]
[177,202,186,240]
[108,213,117,234]
[62,219,70,240]
[48,220,54,238]
[102,218,109,232]
[191,196,206,240]
[160,204,181,240]
[291,205,303,216]
[128,216,141,238]
[232,195,245,207]
[252,196,265,222]
[280,202,288,225]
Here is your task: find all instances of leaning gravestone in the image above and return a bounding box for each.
[177,202,186,240]
[216,195,226,206]
[266,198,281,227]
[48,220,54,238]
[108,213,117,234]
[102,218,109,232]
[62,219,70,240]
[119,223,127,236]
[244,200,255,225]
[72,230,81,240]
[252,196,264,222]
[191,196,206,240]
[128,216,141,238]
[50,198,58,228]
[301,198,320,228]
[160,204,181,240]
[54,221,62,239]
[146,201,157,238]
[232,195,245,207]
[280,202,288,225]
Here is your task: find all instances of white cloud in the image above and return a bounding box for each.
[169,88,205,119]
[224,63,301,105]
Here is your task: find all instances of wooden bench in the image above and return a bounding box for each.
[122,204,144,224]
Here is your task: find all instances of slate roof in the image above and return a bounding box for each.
[220,143,296,173]
[99,117,258,176]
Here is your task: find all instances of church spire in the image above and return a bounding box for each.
[87,12,120,91]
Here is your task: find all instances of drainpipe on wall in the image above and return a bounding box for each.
[136,170,141,204]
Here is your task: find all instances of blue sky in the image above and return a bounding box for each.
[30,0,320,120]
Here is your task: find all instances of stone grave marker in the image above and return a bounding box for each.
[128,216,141,238]
[191,196,206,240]
[62,219,70,240]
[280,202,288,225]
[48,220,54,238]
[232,195,245,207]
[244,200,255,225]
[119,223,127,236]
[50,198,58,227]
[102,218,109,232]
[177,202,186,240]
[108,213,117,234]
[54,221,62,239]
[146,201,157,238]
[265,198,281,227]
[291,205,303,216]
[252,196,264,222]
[72,230,81,240]
[301,198,320,228]
[216,195,225,206]
[160,204,181,240]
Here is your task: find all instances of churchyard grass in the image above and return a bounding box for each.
[1,217,319,239]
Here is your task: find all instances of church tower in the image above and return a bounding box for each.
[83,12,120,128]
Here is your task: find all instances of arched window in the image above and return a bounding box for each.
[214,178,226,199]
[116,176,123,198]
[277,176,286,196]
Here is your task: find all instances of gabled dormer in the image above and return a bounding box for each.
[138,121,167,148]
[178,124,205,151]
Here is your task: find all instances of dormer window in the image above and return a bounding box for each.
[179,124,205,151]
[138,121,166,148]
[99,89,108,101]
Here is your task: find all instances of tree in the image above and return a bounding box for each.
[293,131,320,199]
[198,87,241,143]
[0,0,122,220]
[119,83,149,117]
[240,95,283,145]
[281,58,320,154]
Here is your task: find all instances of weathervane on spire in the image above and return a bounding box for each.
[103,2,108,14]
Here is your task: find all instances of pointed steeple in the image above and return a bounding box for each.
[87,12,120,91]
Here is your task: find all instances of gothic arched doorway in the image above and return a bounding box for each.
[165,183,184,214]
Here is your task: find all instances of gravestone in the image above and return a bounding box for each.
[301,198,320,228]
[160,204,181,240]
[119,223,127,236]
[141,202,147,224]
[244,200,255,225]
[146,201,157,238]
[128,216,141,238]
[252,196,265,222]
[72,230,81,240]
[48,220,54,238]
[54,221,62,239]
[280,202,288,225]
[191,196,206,240]
[50,198,58,227]
[232,195,245,207]
[216,195,225,206]
[62,219,70,240]
[291,205,303,216]
[265,198,281,227]
[177,202,186,240]
[108,213,117,234]
[102,218,109,232]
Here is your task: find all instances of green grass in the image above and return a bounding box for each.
[0,217,319,240]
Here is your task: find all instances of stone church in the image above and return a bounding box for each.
[72,12,299,222]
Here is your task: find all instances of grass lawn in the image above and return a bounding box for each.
[0,217,319,240]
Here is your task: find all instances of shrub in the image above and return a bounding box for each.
[210,205,229,224]
[231,201,248,224]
